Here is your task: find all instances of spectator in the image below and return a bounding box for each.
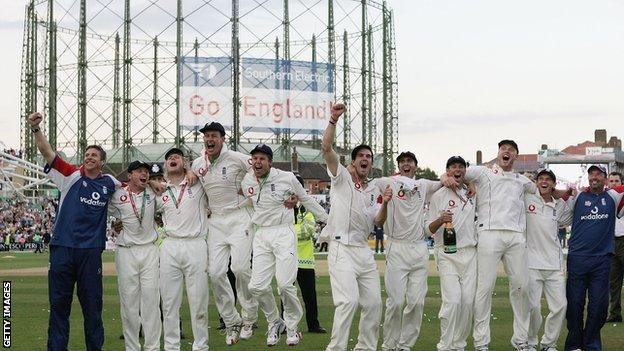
[373,225,384,254]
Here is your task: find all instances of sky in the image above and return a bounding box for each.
[1,0,623,175]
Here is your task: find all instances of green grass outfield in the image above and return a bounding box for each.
[2,251,624,350]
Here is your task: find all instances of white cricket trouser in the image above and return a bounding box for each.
[527,268,567,348]
[116,243,161,351]
[435,246,477,351]
[473,229,530,349]
[160,237,209,351]
[382,240,429,351]
[248,223,303,330]
[208,209,257,327]
[326,241,382,351]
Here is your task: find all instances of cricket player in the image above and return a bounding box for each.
[190,122,259,344]
[524,169,572,351]
[465,140,539,351]
[565,165,624,351]
[108,161,161,351]
[28,112,121,351]
[321,103,383,351]
[242,144,328,346]
[425,156,477,351]
[374,150,443,351]
[157,148,210,351]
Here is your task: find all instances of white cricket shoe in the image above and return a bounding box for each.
[541,348,558,351]
[286,328,302,346]
[225,325,240,345]
[266,319,286,347]
[240,323,254,340]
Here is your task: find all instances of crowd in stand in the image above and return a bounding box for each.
[2,148,23,158]
[0,196,57,251]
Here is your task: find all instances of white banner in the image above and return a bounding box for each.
[179,57,335,134]
[181,86,333,131]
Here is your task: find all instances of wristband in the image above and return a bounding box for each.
[31,127,40,133]
[329,119,337,125]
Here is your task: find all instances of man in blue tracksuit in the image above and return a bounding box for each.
[565,165,624,351]
[28,112,120,351]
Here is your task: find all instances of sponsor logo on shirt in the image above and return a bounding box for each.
[528,204,536,212]
[580,206,609,220]
[120,195,128,202]
[448,199,457,209]
[80,191,107,207]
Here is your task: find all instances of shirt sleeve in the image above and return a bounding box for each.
[556,199,573,227]
[608,186,624,213]
[107,175,122,189]
[464,165,485,183]
[523,178,538,195]
[43,154,78,189]
[424,191,441,236]
[421,178,443,198]
[292,174,329,223]
[328,163,348,186]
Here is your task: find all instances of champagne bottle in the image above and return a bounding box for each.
[443,222,457,254]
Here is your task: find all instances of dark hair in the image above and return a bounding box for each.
[610,171,623,181]
[85,145,106,161]
[351,144,373,161]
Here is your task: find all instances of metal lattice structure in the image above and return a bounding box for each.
[20,0,399,175]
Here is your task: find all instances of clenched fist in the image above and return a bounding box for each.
[330,103,345,123]
[28,112,43,127]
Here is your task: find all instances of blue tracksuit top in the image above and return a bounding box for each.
[44,155,119,249]
[568,187,624,257]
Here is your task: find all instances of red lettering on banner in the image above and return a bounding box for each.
[189,95,204,116]
[244,96,256,116]
[207,101,220,116]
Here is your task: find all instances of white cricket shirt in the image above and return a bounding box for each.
[376,176,441,241]
[465,164,537,233]
[108,186,159,246]
[242,168,328,227]
[191,147,253,215]
[524,192,572,270]
[324,164,381,247]
[425,186,477,249]
[156,178,209,239]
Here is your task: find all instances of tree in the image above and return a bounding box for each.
[415,167,439,180]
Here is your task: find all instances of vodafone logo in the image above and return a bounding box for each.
[163,195,170,202]
[199,167,206,176]
[120,195,128,202]
[448,199,456,208]
[79,191,106,207]
[528,204,536,212]
[247,187,255,195]
[354,182,361,189]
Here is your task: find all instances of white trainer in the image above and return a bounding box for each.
[225,325,240,345]
[286,328,302,346]
[240,323,254,340]
[266,319,286,347]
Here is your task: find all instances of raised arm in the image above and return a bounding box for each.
[321,103,345,177]
[27,112,56,164]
